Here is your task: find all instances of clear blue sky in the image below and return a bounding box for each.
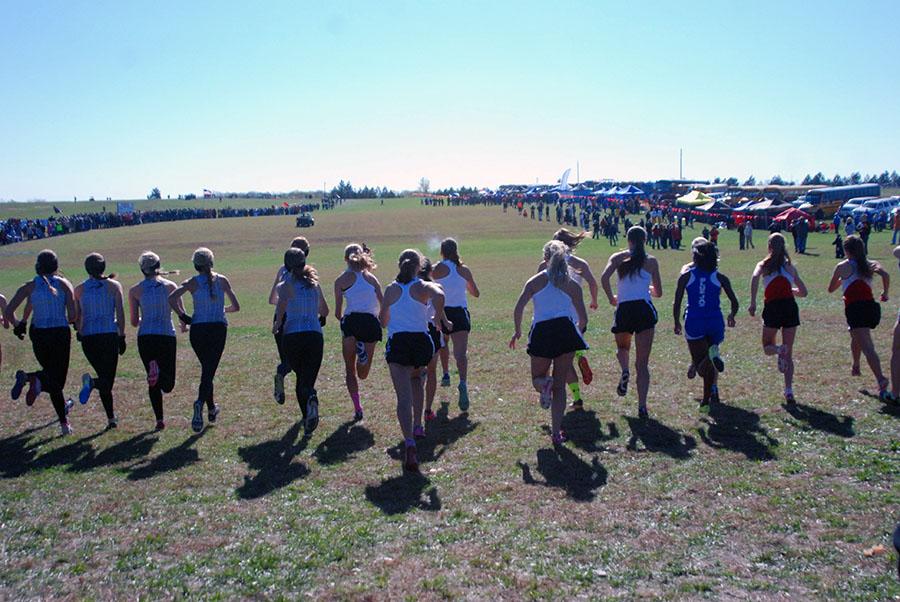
[1,1,898,200]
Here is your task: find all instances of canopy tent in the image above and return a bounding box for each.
[747,198,793,213]
[675,190,715,206]
[732,197,755,211]
[623,184,644,195]
[773,207,815,226]
[696,200,733,213]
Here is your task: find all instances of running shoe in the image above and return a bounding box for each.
[65,398,74,415]
[578,354,593,385]
[687,363,697,379]
[404,444,419,472]
[850,365,861,377]
[569,399,584,411]
[413,425,426,440]
[638,405,649,420]
[356,341,368,365]
[25,375,41,407]
[106,417,118,430]
[11,370,27,400]
[155,419,166,431]
[551,430,568,446]
[784,391,796,405]
[208,403,220,424]
[617,370,630,397]
[709,346,725,373]
[147,360,159,387]
[305,391,319,435]
[423,409,436,422]
[709,385,720,405]
[440,373,451,387]
[191,399,204,433]
[354,408,364,421]
[79,373,93,405]
[777,345,788,374]
[458,382,470,412]
[274,371,285,405]
[59,421,73,436]
[539,377,553,410]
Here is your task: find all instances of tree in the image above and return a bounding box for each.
[713,177,722,184]
[725,177,739,186]
[811,172,826,185]
[801,174,812,185]
[891,171,900,187]
[878,171,891,186]
[849,172,862,185]
[418,177,430,194]
[831,174,845,186]
[148,187,161,200]
[743,175,756,186]
[769,175,785,185]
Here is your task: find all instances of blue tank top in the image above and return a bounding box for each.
[282,279,322,335]
[684,267,722,320]
[138,278,176,337]
[80,279,117,336]
[30,276,68,329]
[190,274,227,324]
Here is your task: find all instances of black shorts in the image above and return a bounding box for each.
[762,298,800,329]
[845,300,881,330]
[527,317,588,359]
[611,300,658,334]
[428,323,443,354]
[385,332,435,368]
[340,312,383,343]
[442,306,471,334]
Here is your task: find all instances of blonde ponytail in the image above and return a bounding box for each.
[543,240,569,288]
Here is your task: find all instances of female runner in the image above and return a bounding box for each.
[827,235,891,400]
[270,236,309,404]
[169,247,241,432]
[380,249,450,472]
[4,250,77,434]
[433,238,479,412]
[511,240,588,445]
[889,246,900,402]
[74,253,126,429]
[748,233,808,404]
[599,226,662,418]
[418,258,445,427]
[334,243,383,421]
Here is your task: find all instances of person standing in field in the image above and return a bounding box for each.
[828,235,891,400]
[269,236,310,406]
[433,238,479,412]
[889,246,900,402]
[169,247,240,432]
[599,226,663,419]
[744,220,754,250]
[4,250,77,435]
[129,252,185,431]
[511,240,588,445]
[673,240,739,406]
[418,258,445,427]
[381,249,451,472]
[334,243,383,421]
[748,233,808,404]
[892,212,900,245]
[537,228,598,410]
[274,248,329,434]
[73,253,126,429]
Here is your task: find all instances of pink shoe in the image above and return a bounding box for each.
[551,430,568,446]
[147,360,160,387]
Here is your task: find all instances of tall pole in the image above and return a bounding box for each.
[577,161,580,184]
[679,148,683,180]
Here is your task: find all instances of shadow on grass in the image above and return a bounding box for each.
[236,422,309,499]
[365,472,441,515]
[783,403,854,438]
[624,415,696,459]
[127,431,207,481]
[0,421,58,478]
[879,401,900,418]
[313,421,374,466]
[561,410,619,453]
[68,431,160,472]
[386,402,479,465]
[517,446,607,502]
[698,401,778,461]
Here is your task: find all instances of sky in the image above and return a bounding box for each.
[1,0,898,200]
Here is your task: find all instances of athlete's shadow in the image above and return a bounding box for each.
[127,431,207,481]
[879,401,900,418]
[517,446,607,502]
[783,403,854,438]
[364,472,441,515]
[561,410,619,453]
[386,402,479,465]
[313,421,374,466]
[68,431,160,472]
[236,422,309,499]
[624,415,696,459]
[0,421,58,478]
[698,401,778,461]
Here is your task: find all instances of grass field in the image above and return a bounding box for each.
[0,197,897,600]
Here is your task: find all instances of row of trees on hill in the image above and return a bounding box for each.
[711,171,900,187]
[329,181,398,199]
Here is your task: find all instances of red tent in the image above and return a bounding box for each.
[773,208,815,228]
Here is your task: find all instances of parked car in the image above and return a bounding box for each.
[851,197,900,219]
[296,212,315,228]
[836,196,878,218]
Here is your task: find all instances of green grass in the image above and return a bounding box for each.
[0,197,898,599]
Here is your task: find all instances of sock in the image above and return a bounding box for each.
[568,382,581,402]
[784,386,793,396]
[459,379,466,389]
[404,438,416,448]
[350,391,362,412]
[709,345,720,360]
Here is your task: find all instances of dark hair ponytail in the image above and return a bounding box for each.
[618,227,647,278]
[284,248,318,286]
[440,238,460,265]
[35,249,60,296]
[843,235,873,278]
[397,249,422,284]
[692,241,719,273]
[84,252,115,280]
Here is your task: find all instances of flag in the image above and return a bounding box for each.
[282,201,289,208]
[53,206,61,214]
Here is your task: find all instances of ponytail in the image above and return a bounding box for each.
[419,257,434,282]
[35,249,59,297]
[543,240,569,288]
[618,226,647,278]
[440,238,461,265]
[553,228,587,250]
[843,235,873,278]
[84,252,115,280]
[284,247,318,287]
[761,233,790,276]
[344,243,377,272]
[397,249,422,284]
[192,247,216,298]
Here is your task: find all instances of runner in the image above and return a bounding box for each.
[0,293,7,371]
[129,251,185,431]
[418,258,445,427]
[599,226,663,419]
[334,243,383,421]
[380,249,451,472]
[433,238,479,412]
[537,228,599,410]
[748,233,808,404]
[511,240,588,444]
[269,236,310,405]
[3,250,77,434]
[74,253,126,429]
[169,247,241,432]
[827,235,891,400]
[673,240,739,406]
[274,247,328,433]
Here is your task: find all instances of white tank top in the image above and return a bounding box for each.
[387,279,429,336]
[617,267,652,303]
[566,254,584,287]
[343,271,379,316]
[532,272,577,325]
[436,260,467,308]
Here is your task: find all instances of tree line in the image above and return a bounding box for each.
[329,180,398,199]
[711,170,900,188]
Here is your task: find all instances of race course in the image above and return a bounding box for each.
[0,198,897,600]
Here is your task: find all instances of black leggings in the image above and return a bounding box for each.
[80,333,119,420]
[273,313,287,370]
[189,322,227,408]
[138,335,177,421]
[282,331,323,419]
[29,326,71,423]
